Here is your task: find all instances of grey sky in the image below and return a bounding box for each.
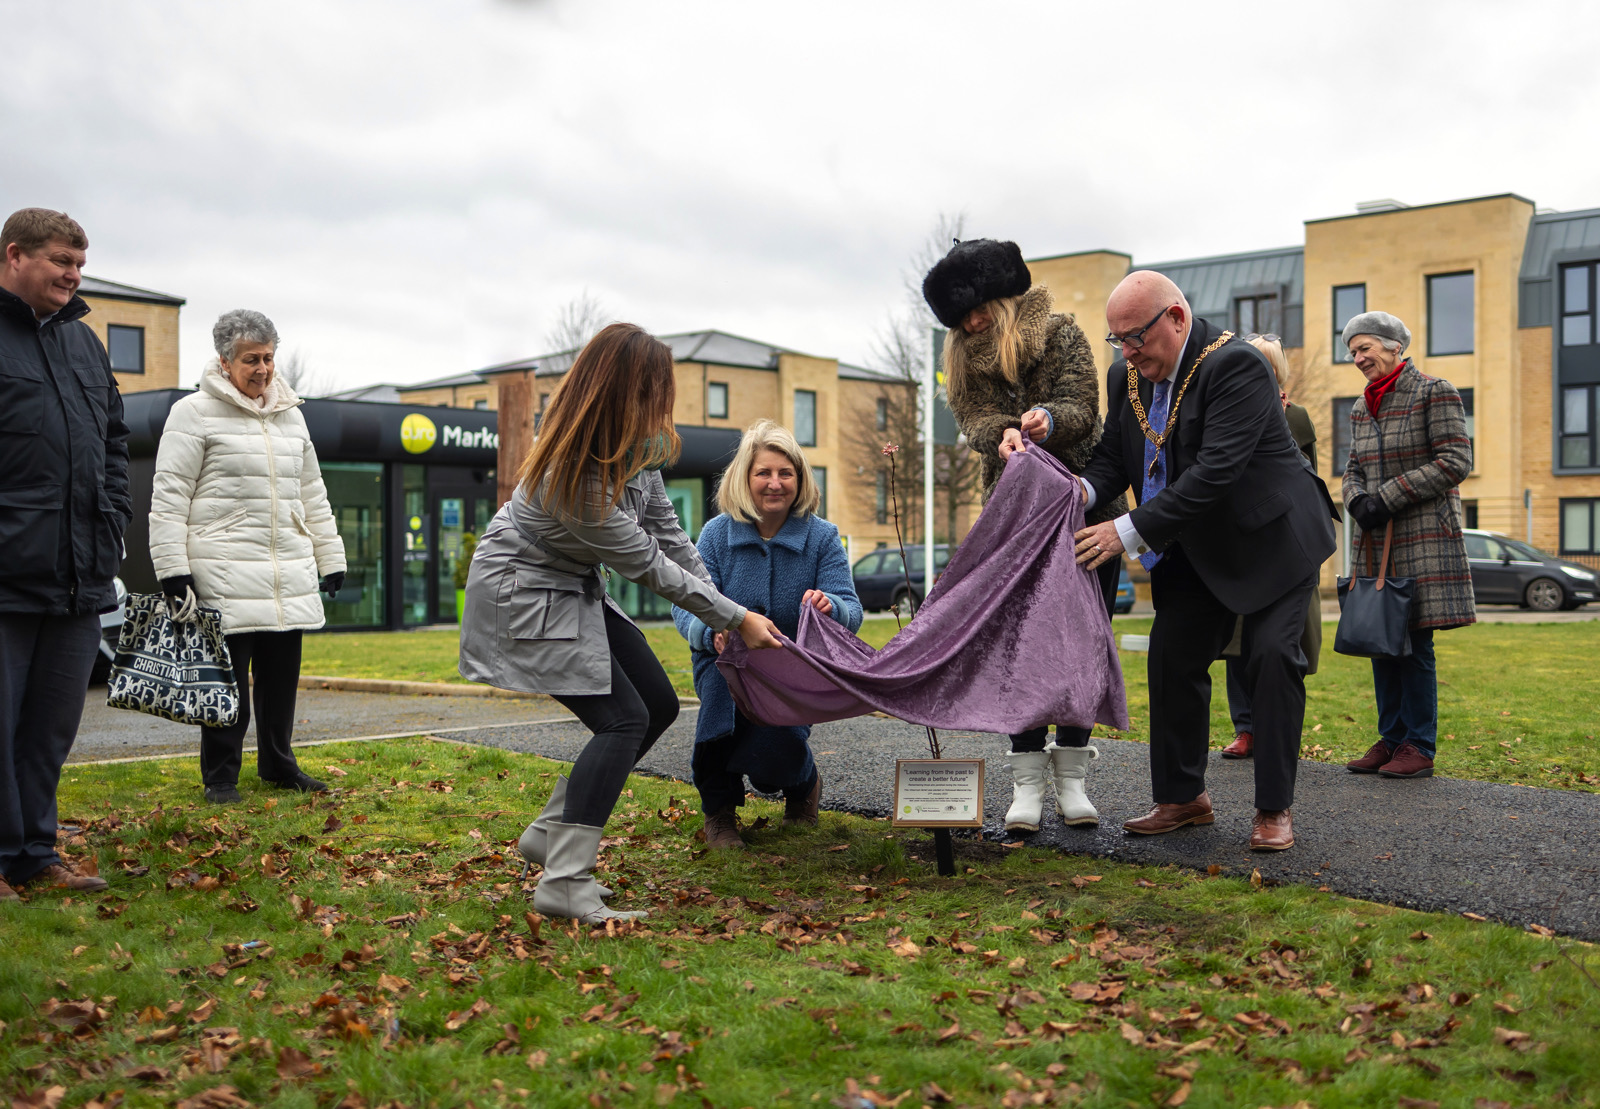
[5,0,1597,390]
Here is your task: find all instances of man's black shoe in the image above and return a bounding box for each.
[205,785,242,805]
[264,770,328,793]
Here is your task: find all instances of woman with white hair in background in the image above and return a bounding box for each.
[1339,311,1474,780]
[148,309,347,805]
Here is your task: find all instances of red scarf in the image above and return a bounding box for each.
[1364,360,1406,416]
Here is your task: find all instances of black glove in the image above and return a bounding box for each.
[320,572,346,598]
[159,575,196,600]
[1349,494,1392,531]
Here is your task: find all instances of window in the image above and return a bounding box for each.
[1462,500,1479,529]
[107,324,144,373]
[1330,395,1362,474]
[794,389,817,447]
[707,381,729,419]
[875,397,888,431]
[1332,284,1366,363]
[1562,385,1596,468]
[1458,387,1475,468]
[534,391,550,430]
[813,466,827,519]
[1427,272,1475,356]
[1561,499,1600,554]
[874,471,887,525]
[473,399,488,410]
[1234,294,1279,336]
[1562,262,1596,347]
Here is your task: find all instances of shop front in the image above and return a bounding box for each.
[120,391,500,630]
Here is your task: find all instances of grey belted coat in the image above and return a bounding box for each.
[458,468,747,696]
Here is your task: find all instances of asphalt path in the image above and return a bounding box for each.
[74,691,1600,940]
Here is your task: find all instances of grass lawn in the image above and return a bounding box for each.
[5,738,1597,1108]
[300,618,1600,792]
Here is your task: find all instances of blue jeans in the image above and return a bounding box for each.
[1371,628,1436,758]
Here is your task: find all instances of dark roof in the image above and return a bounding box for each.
[397,371,487,391]
[1140,245,1304,320]
[1520,206,1600,280]
[475,328,882,379]
[321,383,402,403]
[78,275,186,307]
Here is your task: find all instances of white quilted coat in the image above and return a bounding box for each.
[149,363,346,634]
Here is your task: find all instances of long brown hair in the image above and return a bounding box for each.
[942,294,1024,409]
[516,322,681,518]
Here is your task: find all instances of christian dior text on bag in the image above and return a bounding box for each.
[106,592,242,727]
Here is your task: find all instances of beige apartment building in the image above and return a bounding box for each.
[77,276,185,392]
[1027,193,1600,587]
[467,331,910,588]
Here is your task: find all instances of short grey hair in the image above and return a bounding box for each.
[212,309,279,361]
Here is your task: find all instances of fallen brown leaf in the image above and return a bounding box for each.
[275,1046,320,1080]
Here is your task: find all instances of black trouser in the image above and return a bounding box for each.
[554,606,680,827]
[0,613,101,883]
[1147,546,1313,811]
[1010,556,1123,753]
[200,630,305,787]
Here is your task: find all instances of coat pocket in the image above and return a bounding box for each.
[0,483,62,579]
[1236,489,1290,532]
[196,507,249,538]
[0,359,45,436]
[507,570,584,641]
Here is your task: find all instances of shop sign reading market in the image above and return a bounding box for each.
[400,413,500,455]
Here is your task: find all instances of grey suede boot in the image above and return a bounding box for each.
[517,776,612,896]
[532,821,648,924]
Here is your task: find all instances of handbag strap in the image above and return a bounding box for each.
[1374,520,1395,591]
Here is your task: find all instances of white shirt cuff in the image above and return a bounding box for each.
[1078,477,1098,511]
[1114,513,1150,558]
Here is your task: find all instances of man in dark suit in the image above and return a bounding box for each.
[1068,271,1336,851]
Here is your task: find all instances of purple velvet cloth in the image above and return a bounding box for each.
[717,447,1129,734]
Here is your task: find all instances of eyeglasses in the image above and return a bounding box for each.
[1244,332,1282,344]
[1106,304,1176,350]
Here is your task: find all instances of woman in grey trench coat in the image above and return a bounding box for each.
[459,324,782,924]
[1338,312,1474,782]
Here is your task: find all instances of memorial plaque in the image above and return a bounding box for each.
[891,759,984,828]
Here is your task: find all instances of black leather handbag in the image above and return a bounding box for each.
[1334,520,1415,659]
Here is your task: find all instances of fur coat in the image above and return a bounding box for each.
[945,284,1127,525]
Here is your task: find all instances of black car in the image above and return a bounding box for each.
[1463,529,1597,611]
[852,545,951,613]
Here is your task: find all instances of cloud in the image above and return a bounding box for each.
[3,0,1597,390]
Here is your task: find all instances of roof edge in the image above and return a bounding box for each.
[1026,248,1133,264]
[1137,244,1304,271]
[1305,192,1536,226]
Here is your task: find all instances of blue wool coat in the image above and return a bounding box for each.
[673,512,863,750]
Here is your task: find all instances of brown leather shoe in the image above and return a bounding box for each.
[0,876,18,901]
[1220,732,1253,759]
[1378,743,1435,779]
[1346,740,1393,774]
[1250,808,1294,851]
[702,808,746,850]
[1123,792,1214,835]
[21,863,108,892]
[783,773,821,827]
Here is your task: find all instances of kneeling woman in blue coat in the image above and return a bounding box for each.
[673,419,863,848]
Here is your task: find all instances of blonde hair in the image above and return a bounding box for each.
[1249,334,1289,391]
[716,418,821,524]
[942,294,1023,409]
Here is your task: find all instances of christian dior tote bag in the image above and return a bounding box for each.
[106,593,241,727]
[1333,520,1415,659]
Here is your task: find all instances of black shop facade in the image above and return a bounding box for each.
[120,392,501,630]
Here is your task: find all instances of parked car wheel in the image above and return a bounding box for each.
[890,586,921,618]
[1524,577,1565,612]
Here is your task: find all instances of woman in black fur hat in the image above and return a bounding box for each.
[923,238,1127,836]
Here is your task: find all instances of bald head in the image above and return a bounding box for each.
[1106,270,1192,383]
[1108,270,1188,323]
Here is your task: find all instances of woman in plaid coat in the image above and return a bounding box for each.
[1339,311,1474,781]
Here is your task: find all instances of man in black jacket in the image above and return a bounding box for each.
[0,208,129,898]
[1071,271,1335,851]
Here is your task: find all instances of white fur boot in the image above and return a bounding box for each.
[1047,744,1100,827]
[1003,750,1053,833]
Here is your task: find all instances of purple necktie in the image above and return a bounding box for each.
[1137,379,1172,571]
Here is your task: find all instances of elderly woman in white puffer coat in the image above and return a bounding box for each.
[149,309,347,805]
